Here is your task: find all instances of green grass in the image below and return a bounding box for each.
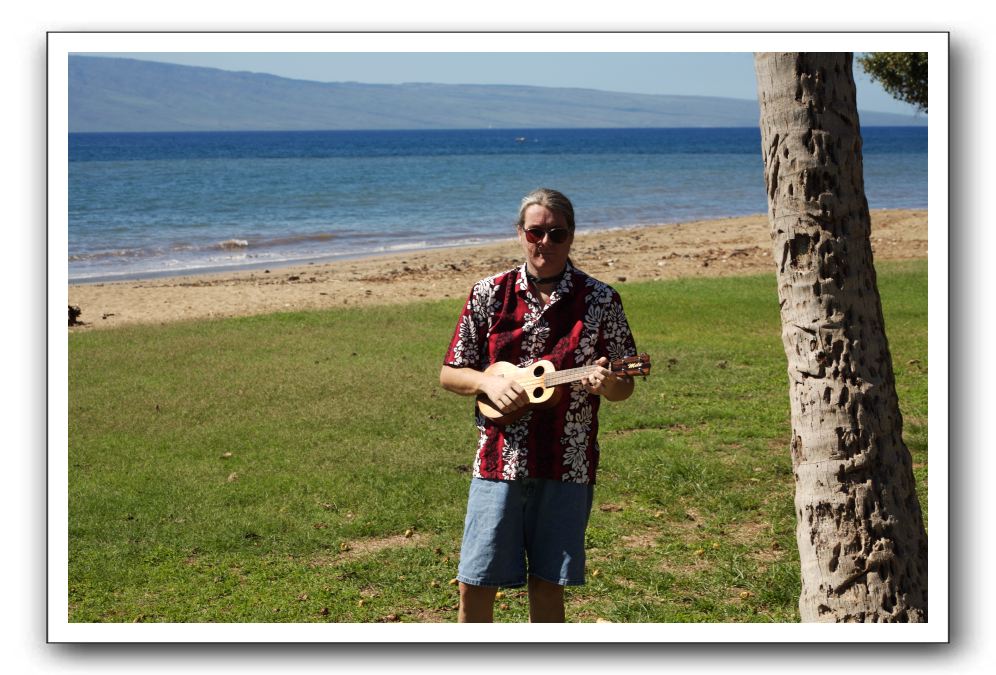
[67,259,928,623]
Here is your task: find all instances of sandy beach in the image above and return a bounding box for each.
[68,209,927,330]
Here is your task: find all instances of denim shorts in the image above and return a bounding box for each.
[456,477,594,588]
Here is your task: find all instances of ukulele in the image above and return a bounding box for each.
[476,353,652,424]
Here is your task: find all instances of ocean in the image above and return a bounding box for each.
[68,127,928,282]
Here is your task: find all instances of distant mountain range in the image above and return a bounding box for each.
[68,55,926,133]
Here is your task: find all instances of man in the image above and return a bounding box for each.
[440,188,638,622]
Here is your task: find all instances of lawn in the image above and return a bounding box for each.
[66,259,928,623]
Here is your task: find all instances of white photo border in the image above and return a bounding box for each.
[49,31,949,644]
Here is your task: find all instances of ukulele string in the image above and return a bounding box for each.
[517,361,635,389]
[535,365,599,388]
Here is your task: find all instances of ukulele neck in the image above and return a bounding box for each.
[543,364,603,387]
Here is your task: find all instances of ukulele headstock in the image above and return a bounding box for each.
[611,353,652,378]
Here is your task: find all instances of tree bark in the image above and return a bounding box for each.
[753,52,927,622]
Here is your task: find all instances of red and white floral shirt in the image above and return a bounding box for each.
[443,261,637,485]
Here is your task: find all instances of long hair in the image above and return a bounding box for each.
[515,188,576,232]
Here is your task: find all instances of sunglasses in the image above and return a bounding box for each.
[521,226,571,244]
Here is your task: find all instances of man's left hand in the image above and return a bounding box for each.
[582,356,636,401]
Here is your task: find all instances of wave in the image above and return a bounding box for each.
[217,238,248,250]
[69,248,150,262]
[71,229,353,265]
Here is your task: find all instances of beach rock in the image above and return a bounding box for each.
[69,305,82,326]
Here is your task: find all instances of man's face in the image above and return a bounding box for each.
[517,204,574,277]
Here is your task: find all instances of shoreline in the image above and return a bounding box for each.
[68,234,525,286]
[68,214,773,286]
[68,209,928,330]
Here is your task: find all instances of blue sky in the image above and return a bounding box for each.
[82,52,920,116]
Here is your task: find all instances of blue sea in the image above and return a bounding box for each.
[68,127,927,282]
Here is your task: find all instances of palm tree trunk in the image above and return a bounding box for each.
[753,52,927,622]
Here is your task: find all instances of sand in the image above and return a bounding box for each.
[67,209,927,330]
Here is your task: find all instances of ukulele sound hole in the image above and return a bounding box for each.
[533,365,545,377]
[532,387,544,399]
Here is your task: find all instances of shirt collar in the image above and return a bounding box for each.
[516,260,577,298]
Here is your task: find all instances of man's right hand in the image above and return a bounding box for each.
[479,375,529,414]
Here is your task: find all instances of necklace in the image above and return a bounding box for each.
[525,268,566,286]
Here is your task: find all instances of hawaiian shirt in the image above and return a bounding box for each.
[443,261,637,484]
